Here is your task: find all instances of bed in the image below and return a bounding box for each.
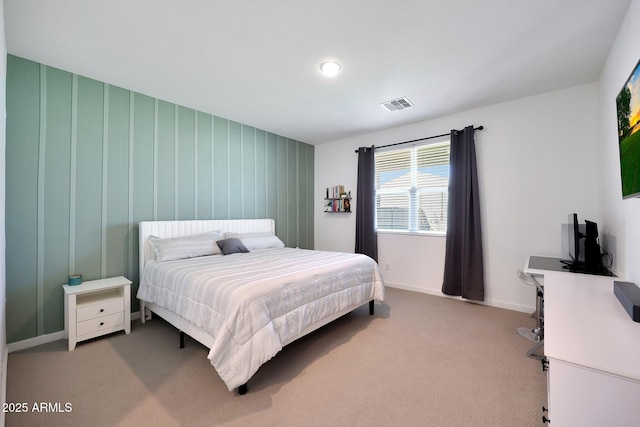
[137,219,385,394]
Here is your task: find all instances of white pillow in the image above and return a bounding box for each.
[148,231,223,261]
[224,232,285,251]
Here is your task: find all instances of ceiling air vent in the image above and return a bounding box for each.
[381,97,414,112]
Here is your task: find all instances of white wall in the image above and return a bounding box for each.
[598,0,640,284]
[315,83,601,312]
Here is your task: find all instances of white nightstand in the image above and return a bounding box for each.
[63,276,132,351]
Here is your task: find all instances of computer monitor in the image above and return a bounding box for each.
[568,213,581,262]
[562,214,612,275]
[564,214,605,273]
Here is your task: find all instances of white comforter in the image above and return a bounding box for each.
[137,247,385,390]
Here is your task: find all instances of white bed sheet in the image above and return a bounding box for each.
[137,247,385,390]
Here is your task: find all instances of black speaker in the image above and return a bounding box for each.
[584,220,603,271]
[614,281,640,322]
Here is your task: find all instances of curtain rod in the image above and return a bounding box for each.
[354,125,484,153]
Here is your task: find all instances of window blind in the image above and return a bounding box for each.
[375,140,450,233]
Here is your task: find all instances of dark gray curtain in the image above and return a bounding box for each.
[442,126,484,301]
[355,146,378,262]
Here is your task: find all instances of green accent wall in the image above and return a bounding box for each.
[5,55,315,344]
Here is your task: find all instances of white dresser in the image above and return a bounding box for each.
[526,257,640,426]
[63,276,132,351]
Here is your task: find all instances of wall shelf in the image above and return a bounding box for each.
[325,185,351,213]
[324,198,351,213]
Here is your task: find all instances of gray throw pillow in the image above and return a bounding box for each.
[216,238,249,255]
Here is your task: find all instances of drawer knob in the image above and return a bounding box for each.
[100,308,104,313]
[100,322,104,326]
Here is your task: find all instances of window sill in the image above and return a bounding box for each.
[377,230,446,238]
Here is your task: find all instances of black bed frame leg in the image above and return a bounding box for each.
[179,331,185,349]
[238,383,248,395]
[369,300,374,315]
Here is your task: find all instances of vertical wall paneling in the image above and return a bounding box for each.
[213,116,228,219]
[176,106,196,220]
[253,129,258,218]
[6,56,39,342]
[43,67,72,334]
[174,105,179,219]
[132,94,155,223]
[197,112,213,219]
[5,55,314,343]
[156,101,176,220]
[105,86,130,278]
[75,76,104,281]
[255,130,267,218]
[266,133,278,223]
[131,94,155,293]
[236,124,246,218]
[287,139,298,247]
[276,136,287,243]
[194,112,199,218]
[127,92,135,286]
[210,117,215,217]
[242,125,256,218]
[101,85,109,278]
[69,75,78,276]
[310,146,315,247]
[153,99,159,220]
[228,122,242,218]
[36,65,46,335]
[308,146,315,248]
[298,143,309,249]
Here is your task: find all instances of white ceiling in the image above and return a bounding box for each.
[4,0,632,145]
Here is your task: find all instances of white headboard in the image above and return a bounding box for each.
[138,219,276,276]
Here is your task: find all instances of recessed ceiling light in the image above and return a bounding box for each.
[319,61,341,77]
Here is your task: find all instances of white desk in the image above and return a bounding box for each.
[524,256,640,426]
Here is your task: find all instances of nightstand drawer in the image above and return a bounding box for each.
[77,312,124,336]
[76,297,124,322]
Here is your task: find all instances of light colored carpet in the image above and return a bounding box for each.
[6,287,546,426]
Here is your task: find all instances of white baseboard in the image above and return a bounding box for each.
[7,311,141,353]
[385,281,444,297]
[7,331,65,353]
[384,282,534,314]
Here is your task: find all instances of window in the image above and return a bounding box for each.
[375,140,450,233]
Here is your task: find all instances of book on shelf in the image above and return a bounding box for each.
[324,185,351,212]
[325,197,351,212]
[326,185,347,199]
